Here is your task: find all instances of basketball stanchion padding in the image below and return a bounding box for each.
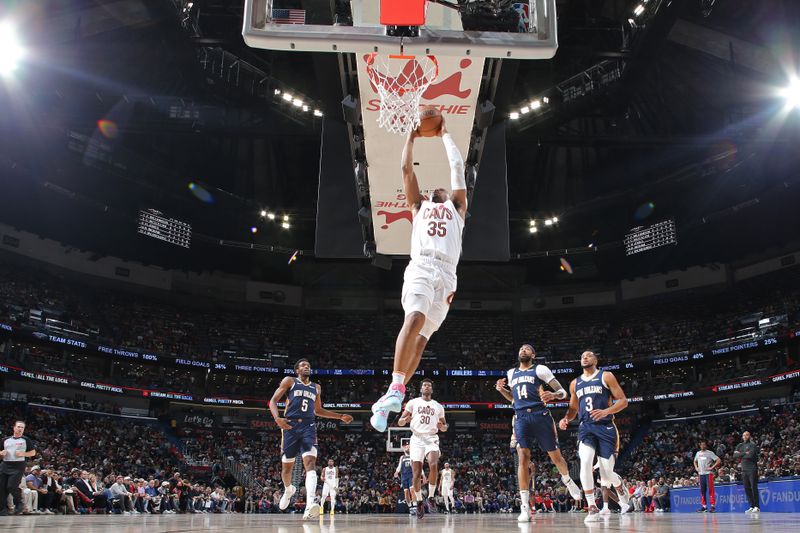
[380,0,427,27]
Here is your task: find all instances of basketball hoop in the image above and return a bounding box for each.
[365,52,439,135]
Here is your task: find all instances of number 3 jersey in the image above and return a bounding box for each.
[284,378,318,420]
[405,397,446,437]
[575,370,613,424]
[506,365,556,412]
[410,200,464,266]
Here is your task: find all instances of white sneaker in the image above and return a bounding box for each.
[566,480,583,501]
[745,507,754,514]
[370,389,404,432]
[517,507,531,522]
[620,502,632,515]
[124,511,132,515]
[599,507,611,516]
[303,502,321,520]
[584,505,600,523]
[751,507,760,513]
[279,485,296,511]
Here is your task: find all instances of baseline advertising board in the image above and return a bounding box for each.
[670,479,800,513]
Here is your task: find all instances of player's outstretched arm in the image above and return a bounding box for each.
[438,120,468,218]
[495,378,513,403]
[590,371,628,421]
[537,365,568,403]
[402,129,423,214]
[313,385,353,423]
[558,380,579,430]
[397,407,412,426]
[269,376,295,430]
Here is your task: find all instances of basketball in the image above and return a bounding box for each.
[417,105,442,137]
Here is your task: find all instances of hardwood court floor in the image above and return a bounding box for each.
[1,511,798,532]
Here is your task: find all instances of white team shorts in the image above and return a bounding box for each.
[402,260,457,339]
[442,484,453,497]
[409,434,441,463]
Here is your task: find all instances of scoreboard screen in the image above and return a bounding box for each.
[624,219,677,256]
[137,209,191,249]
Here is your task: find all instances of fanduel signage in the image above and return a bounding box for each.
[671,479,800,513]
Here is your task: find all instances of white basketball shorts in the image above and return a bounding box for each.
[410,434,441,463]
[402,260,457,339]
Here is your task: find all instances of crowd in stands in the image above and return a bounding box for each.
[2,262,799,374]
[625,401,800,486]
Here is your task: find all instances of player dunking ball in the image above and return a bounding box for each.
[320,459,339,515]
[370,118,467,432]
[269,359,353,519]
[439,462,456,513]
[397,379,448,519]
[495,344,583,522]
[559,351,631,523]
[394,444,415,514]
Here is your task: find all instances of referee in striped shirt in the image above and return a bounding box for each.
[0,421,37,515]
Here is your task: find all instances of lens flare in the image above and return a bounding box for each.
[634,201,655,221]
[559,257,573,274]
[97,119,119,139]
[187,182,214,204]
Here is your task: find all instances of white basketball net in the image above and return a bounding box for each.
[365,53,439,135]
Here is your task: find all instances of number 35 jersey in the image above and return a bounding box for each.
[410,200,464,265]
[575,370,613,424]
[507,365,556,412]
[284,378,318,420]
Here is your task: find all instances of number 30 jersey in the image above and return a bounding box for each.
[410,200,464,265]
[575,370,612,424]
[506,365,556,412]
[405,397,446,437]
[284,378,318,420]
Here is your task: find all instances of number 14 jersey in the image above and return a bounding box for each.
[507,365,556,412]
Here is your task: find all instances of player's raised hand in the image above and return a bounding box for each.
[340,414,353,424]
[436,116,448,137]
[275,417,293,430]
[397,413,410,426]
[407,127,421,141]
[589,408,610,421]
[437,420,449,432]
[495,378,507,392]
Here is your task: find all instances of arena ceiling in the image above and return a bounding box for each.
[0,0,799,289]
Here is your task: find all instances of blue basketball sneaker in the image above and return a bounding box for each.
[370,385,405,432]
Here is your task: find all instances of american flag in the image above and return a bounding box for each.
[272,8,306,25]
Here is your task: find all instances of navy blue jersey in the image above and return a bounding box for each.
[398,454,413,478]
[507,365,555,412]
[575,370,612,424]
[284,378,318,420]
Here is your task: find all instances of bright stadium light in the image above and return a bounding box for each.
[544,218,553,226]
[781,77,800,109]
[633,5,645,16]
[529,226,538,234]
[530,99,542,110]
[0,23,23,75]
[509,111,520,120]
[282,92,293,102]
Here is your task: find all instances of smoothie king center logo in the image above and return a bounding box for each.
[364,56,475,113]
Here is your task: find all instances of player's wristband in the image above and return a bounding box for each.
[555,389,567,400]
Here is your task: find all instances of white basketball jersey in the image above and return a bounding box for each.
[410,200,464,265]
[441,469,452,486]
[324,466,337,484]
[406,397,445,437]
